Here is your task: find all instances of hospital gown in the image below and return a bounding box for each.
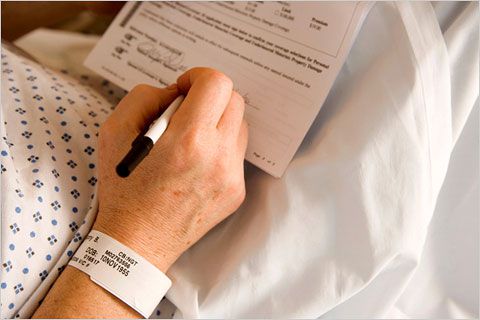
[0,44,175,318]
[1,1,478,318]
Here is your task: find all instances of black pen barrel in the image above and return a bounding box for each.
[116,136,154,178]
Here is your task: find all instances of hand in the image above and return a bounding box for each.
[93,68,248,272]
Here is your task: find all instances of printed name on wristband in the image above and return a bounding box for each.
[68,230,171,318]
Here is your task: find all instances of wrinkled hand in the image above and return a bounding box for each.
[93,68,248,272]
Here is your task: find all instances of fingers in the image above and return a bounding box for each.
[107,68,247,154]
[108,84,179,134]
[173,67,233,128]
[175,68,248,156]
[217,91,245,137]
[238,120,248,156]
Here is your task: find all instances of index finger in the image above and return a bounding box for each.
[172,67,233,128]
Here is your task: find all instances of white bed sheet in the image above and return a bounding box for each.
[13,1,479,318]
[391,3,479,318]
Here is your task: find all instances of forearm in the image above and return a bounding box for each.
[32,68,247,318]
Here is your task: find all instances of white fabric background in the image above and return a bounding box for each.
[12,1,478,318]
[164,2,478,317]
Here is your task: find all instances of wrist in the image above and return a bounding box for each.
[92,215,179,273]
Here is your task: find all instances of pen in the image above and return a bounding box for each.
[116,95,185,178]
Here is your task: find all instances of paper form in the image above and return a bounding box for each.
[85,2,371,177]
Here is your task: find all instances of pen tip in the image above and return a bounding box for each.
[116,163,130,178]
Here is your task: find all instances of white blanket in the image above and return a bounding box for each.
[164,2,478,317]
[9,1,478,318]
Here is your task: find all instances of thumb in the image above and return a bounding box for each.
[109,84,179,135]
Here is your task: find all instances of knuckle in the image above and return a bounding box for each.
[190,66,213,74]
[179,129,204,159]
[202,70,233,90]
[131,83,155,95]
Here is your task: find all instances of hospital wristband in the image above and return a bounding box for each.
[68,229,172,318]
